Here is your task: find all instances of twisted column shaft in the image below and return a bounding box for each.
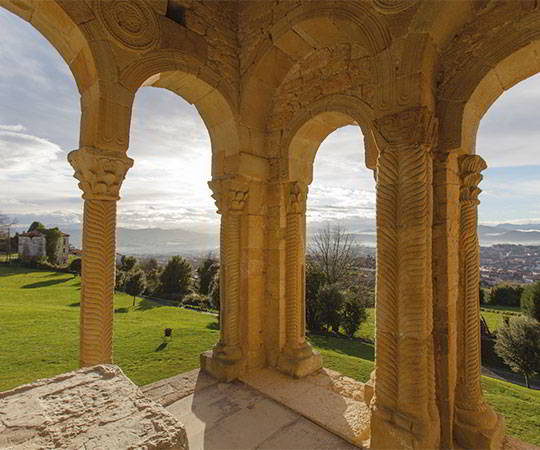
[454,155,502,448]
[371,107,439,449]
[68,147,133,367]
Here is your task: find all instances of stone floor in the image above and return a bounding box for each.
[142,369,360,450]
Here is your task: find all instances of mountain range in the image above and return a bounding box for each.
[14,221,540,256]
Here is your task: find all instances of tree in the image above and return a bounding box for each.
[489,284,523,307]
[115,270,127,292]
[140,257,159,273]
[521,281,540,322]
[494,316,540,388]
[69,258,82,276]
[159,256,192,300]
[120,255,137,272]
[125,269,147,307]
[197,254,218,296]
[341,294,368,338]
[27,221,45,233]
[317,283,345,332]
[479,286,486,305]
[44,227,63,264]
[305,262,326,333]
[308,223,355,285]
[209,271,220,311]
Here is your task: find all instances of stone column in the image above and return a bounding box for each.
[201,177,248,381]
[454,155,504,449]
[68,147,133,367]
[277,181,322,377]
[370,107,440,449]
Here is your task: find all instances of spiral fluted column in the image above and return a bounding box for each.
[454,155,504,449]
[277,182,322,377]
[370,107,440,449]
[68,147,133,367]
[201,177,249,381]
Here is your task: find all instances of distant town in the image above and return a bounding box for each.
[480,244,540,286]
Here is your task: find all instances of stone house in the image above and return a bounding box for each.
[18,230,70,264]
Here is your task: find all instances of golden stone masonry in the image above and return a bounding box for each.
[4,0,540,447]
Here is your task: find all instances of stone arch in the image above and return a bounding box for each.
[240,4,391,134]
[120,51,242,178]
[278,95,376,185]
[437,5,540,153]
[0,0,99,95]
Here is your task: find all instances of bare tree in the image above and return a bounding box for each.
[0,212,17,262]
[308,223,356,285]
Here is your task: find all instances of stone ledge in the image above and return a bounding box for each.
[0,365,188,450]
[240,367,370,448]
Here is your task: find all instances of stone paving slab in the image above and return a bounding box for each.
[144,369,358,449]
[0,365,187,450]
[240,367,370,447]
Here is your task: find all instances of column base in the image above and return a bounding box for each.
[370,406,439,450]
[276,343,322,378]
[454,409,504,450]
[200,345,246,382]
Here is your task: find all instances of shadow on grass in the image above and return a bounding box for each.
[22,278,72,289]
[68,302,80,307]
[206,322,219,330]
[155,342,168,352]
[309,334,375,361]
[115,307,130,314]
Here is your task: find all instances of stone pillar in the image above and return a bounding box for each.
[277,181,322,377]
[432,152,460,450]
[370,107,440,449]
[454,155,504,449]
[68,147,133,367]
[201,177,249,381]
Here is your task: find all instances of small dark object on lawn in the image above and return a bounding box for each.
[164,328,172,337]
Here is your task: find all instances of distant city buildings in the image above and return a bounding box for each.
[480,244,540,286]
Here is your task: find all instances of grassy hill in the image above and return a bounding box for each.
[0,265,538,445]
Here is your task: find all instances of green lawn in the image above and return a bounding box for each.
[1,265,538,445]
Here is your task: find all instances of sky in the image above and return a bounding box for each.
[1,8,539,232]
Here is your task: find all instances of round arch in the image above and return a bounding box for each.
[437,6,540,153]
[240,4,391,134]
[120,51,242,178]
[0,0,98,95]
[278,95,376,184]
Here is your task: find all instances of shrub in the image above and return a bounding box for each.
[495,316,540,388]
[341,294,367,338]
[183,292,209,309]
[521,281,540,322]
[69,258,82,276]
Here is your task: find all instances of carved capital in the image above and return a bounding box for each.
[287,182,308,215]
[374,107,438,152]
[68,147,133,200]
[208,177,249,215]
[459,155,487,205]
[372,0,419,14]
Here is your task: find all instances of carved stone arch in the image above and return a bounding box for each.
[119,51,245,179]
[279,95,375,185]
[0,0,99,95]
[437,5,540,153]
[240,3,392,135]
